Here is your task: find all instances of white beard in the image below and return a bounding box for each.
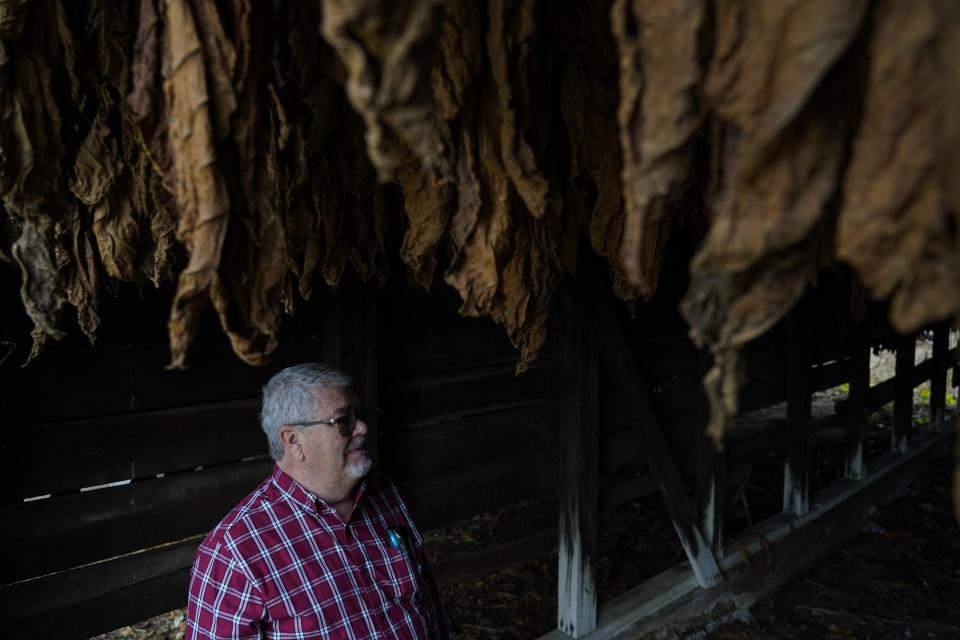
[345,452,372,479]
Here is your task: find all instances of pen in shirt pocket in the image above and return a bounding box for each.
[386,526,410,555]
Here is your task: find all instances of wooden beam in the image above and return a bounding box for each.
[575,279,722,589]
[845,323,870,480]
[2,459,271,583]
[434,530,557,588]
[893,334,915,453]
[931,325,949,431]
[0,397,267,502]
[783,309,811,516]
[1,538,198,640]
[383,358,556,427]
[535,428,953,640]
[404,448,557,531]
[695,351,725,556]
[556,291,599,637]
[834,347,960,414]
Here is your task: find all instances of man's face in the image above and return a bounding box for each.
[296,385,372,492]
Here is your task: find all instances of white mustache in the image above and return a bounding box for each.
[346,437,366,453]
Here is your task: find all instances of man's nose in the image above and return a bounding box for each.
[352,416,369,436]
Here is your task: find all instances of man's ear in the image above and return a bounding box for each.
[279,425,304,461]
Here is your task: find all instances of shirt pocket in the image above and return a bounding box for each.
[372,546,423,600]
[271,613,351,639]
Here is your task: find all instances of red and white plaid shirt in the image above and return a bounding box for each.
[186,466,449,639]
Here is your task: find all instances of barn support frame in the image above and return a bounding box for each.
[556,290,599,637]
[547,283,955,640]
[783,306,812,516]
[541,427,953,640]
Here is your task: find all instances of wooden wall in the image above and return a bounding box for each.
[0,243,921,639]
[0,265,374,639]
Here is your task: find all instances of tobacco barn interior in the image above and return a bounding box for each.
[2,1,959,639]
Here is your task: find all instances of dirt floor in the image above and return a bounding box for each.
[93,447,960,640]
[95,339,960,640]
[705,454,960,640]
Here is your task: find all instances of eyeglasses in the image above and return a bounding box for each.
[288,411,364,437]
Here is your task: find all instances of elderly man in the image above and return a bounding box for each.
[186,363,449,639]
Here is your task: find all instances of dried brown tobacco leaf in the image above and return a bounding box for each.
[486,0,550,220]
[430,0,482,123]
[0,0,29,38]
[191,0,236,141]
[681,0,867,444]
[396,0,482,289]
[311,108,388,292]
[445,93,559,371]
[129,0,173,187]
[277,1,335,302]
[56,211,100,342]
[11,220,66,343]
[320,0,452,183]
[560,0,636,299]
[277,2,387,305]
[398,158,452,288]
[493,208,560,372]
[441,0,562,369]
[204,0,286,366]
[446,100,511,327]
[163,0,232,369]
[72,109,131,282]
[838,0,960,334]
[1,2,76,349]
[612,0,703,298]
[74,2,178,291]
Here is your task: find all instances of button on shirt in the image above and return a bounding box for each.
[186,466,449,639]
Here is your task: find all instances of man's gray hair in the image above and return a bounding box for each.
[260,363,354,461]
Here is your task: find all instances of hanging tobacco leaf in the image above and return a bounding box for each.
[612,0,703,299]
[838,0,960,334]
[680,0,867,444]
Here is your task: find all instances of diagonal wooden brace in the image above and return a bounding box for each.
[575,280,723,589]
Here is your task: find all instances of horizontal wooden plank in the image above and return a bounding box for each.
[382,403,557,483]
[382,359,558,428]
[1,459,272,583]
[381,315,522,375]
[741,355,852,417]
[434,530,558,587]
[742,334,846,387]
[865,355,935,411]
[2,331,329,429]
[629,335,702,384]
[1,538,196,640]
[600,475,658,510]
[403,448,558,531]
[811,357,850,392]
[377,275,468,325]
[1,398,267,502]
[601,429,644,475]
[648,376,705,443]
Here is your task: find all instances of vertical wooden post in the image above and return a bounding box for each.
[784,309,811,516]
[930,325,949,432]
[695,351,725,557]
[557,290,598,638]
[845,322,870,479]
[574,274,721,588]
[893,334,915,453]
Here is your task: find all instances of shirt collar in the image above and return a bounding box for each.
[269,464,368,517]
